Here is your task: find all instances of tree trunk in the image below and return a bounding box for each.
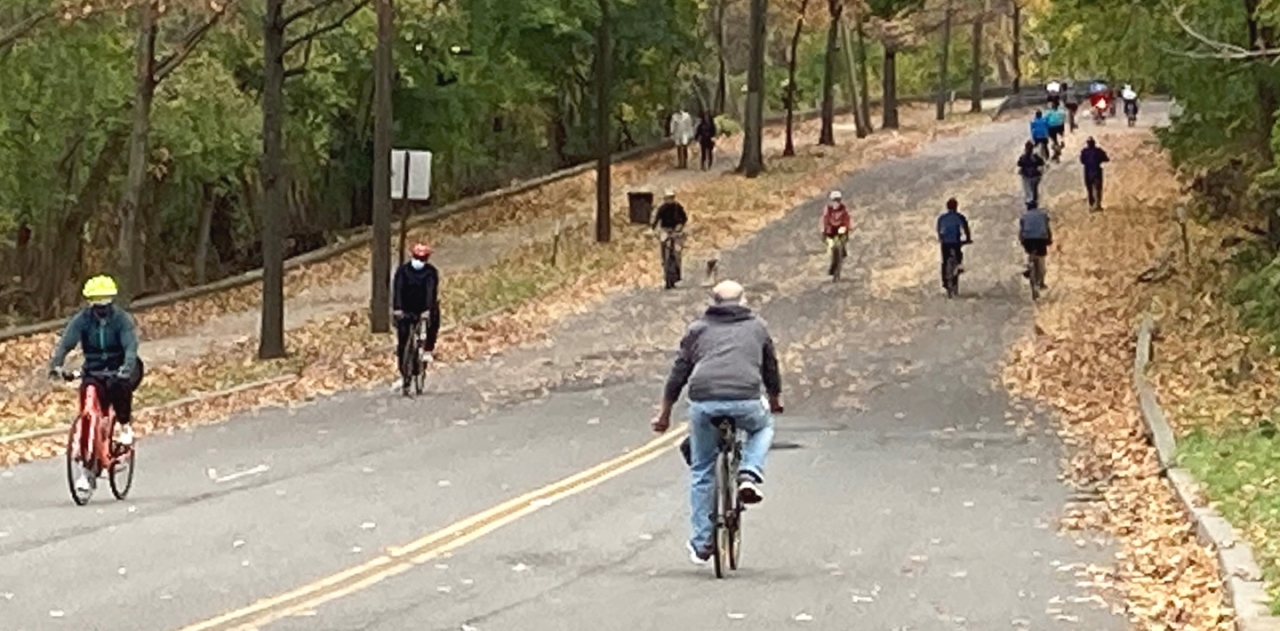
[935,0,953,121]
[116,1,158,307]
[370,0,394,333]
[840,12,868,137]
[594,0,612,242]
[855,14,872,133]
[819,0,841,145]
[784,0,808,157]
[1011,2,1021,94]
[259,0,287,359]
[194,182,215,284]
[738,0,768,176]
[969,3,985,113]
[882,49,899,128]
[714,0,727,115]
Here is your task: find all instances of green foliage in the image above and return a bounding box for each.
[714,114,741,136]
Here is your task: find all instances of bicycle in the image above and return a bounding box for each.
[826,226,849,281]
[60,369,135,506]
[398,313,432,397]
[1027,251,1047,301]
[710,415,745,578]
[659,228,685,289]
[942,240,971,299]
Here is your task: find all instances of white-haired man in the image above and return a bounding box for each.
[653,280,784,565]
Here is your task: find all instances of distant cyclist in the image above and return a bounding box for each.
[936,198,972,290]
[1017,140,1046,208]
[653,279,783,565]
[821,190,851,277]
[1029,110,1050,161]
[47,275,144,492]
[1019,204,1053,289]
[652,189,688,287]
[1044,103,1066,160]
[392,243,441,386]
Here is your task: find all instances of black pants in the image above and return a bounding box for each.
[81,358,144,425]
[940,243,964,286]
[1065,104,1078,130]
[676,144,689,169]
[699,142,714,170]
[1085,172,1104,208]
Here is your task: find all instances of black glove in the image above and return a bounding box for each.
[47,367,62,380]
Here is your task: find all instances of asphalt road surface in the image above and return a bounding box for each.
[1,107,1166,631]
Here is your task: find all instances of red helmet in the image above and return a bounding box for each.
[411,243,432,259]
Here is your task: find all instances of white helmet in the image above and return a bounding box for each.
[829,190,842,201]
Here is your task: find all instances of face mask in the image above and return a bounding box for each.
[410,259,426,270]
[91,304,113,319]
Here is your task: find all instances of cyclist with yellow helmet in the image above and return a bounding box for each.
[47,276,144,461]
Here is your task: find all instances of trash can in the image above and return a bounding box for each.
[628,191,654,225]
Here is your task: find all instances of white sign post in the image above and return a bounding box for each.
[390,149,432,201]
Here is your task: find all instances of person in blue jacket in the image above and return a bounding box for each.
[1044,104,1066,160]
[1029,111,1050,161]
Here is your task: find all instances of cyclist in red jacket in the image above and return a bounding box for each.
[822,191,852,277]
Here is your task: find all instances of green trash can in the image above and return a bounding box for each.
[628,191,654,225]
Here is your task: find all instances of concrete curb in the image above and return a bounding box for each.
[1134,313,1280,629]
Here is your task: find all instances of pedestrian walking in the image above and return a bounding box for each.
[695,112,717,171]
[670,109,695,169]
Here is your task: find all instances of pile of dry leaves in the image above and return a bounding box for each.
[0,106,986,465]
[1001,133,1233,629]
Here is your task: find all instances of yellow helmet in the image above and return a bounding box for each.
[82,275,118,301]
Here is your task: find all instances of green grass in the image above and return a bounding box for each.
[1180,425,1280,613]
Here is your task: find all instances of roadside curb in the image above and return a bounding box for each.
[1134,313,1279,630]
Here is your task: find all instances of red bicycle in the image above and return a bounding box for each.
[61,369,136,505]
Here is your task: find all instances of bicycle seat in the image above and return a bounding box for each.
[710,415,738,430]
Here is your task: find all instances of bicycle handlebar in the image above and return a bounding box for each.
[56,368,120,382]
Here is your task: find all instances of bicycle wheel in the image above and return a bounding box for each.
[109,440,135,500]
[662,242,679,289]
[831,242,845,281]
[944,256,958,298]
[727,446,743,570]
[712,449,731,579]
[1029,256,1041,301]
[413,325,427,396]
[65,420,93,506]
[399,337,416,396]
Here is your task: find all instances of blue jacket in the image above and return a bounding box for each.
[1019,208,1053,241]
[1044,109,1065,127]
[937,211,971,245]
[49,306,139,373]
[1029,118,1050,140]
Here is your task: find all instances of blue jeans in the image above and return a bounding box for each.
[687,398,775,552]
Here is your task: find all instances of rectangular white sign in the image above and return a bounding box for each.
[390,149,432,201]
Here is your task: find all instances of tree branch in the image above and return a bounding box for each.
[283,0,370,53]
[1167,2,1280,60]
[0,6,55,53]
[154,0,241,82]
[283,0,344,27]
[283,37,314,79]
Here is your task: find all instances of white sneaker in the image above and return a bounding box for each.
[738,480,764,504]
[422,351,433,365]
[117,425,134,446]
[686,541,710,565]
[74,473,91,493]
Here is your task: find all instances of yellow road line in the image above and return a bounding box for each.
[175,426,688,631]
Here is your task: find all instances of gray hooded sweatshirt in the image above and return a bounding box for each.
[664,304,782,403]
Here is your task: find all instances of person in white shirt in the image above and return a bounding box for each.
[669,109,695,169]
[1120,84,1139,121]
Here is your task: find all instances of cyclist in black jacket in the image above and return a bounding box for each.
[393,243,441,376]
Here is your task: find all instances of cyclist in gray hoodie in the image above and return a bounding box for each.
[652,280,783,565]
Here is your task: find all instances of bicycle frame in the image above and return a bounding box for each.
[74,382,117,473]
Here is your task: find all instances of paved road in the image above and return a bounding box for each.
[0,108,1165,631]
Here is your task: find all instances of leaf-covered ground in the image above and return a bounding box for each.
[0,106,988,464]
[1001,131,1234,629]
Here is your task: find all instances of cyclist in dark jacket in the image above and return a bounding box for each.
[47,275,144,493]
[1080,137,1111,210]
[393,243,441,376]
[936,198,972,289]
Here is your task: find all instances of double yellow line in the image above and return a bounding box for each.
[176,425,688,631]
